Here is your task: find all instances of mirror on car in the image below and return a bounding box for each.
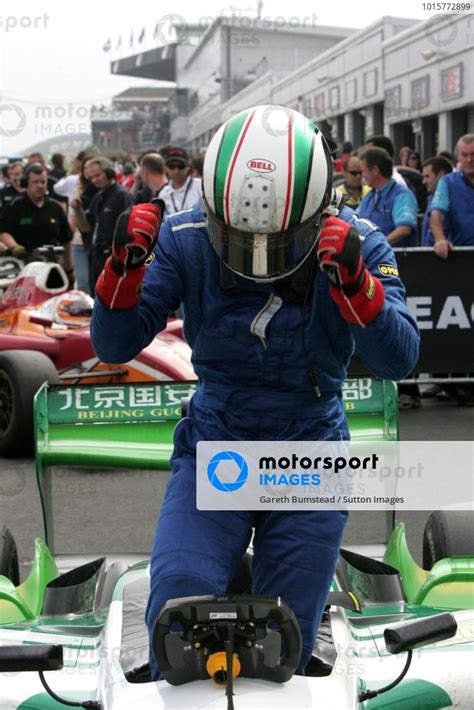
[384,612,457,655]
[0,644,63,672]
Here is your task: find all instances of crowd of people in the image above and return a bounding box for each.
[333,133,474,408]
[334,134,474,253]
[0,145,205,294]
[0,128,472,407]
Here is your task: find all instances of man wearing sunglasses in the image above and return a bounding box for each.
[159,147,203,217]
[337,156,371,208]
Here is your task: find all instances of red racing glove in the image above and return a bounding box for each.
[317,216,384,327]
[95,201,164,309]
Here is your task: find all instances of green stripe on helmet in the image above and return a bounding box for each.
[288,119,316,227]
[214,109,250,221]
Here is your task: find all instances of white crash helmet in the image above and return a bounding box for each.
[203,104,333,281]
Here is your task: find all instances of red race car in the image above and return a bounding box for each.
[0,250,196,456]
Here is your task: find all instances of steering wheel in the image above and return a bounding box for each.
[153,594,302,685]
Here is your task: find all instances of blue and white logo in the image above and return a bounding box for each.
[207,451,248,492]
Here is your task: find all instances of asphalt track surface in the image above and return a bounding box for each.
[1,397,472,574]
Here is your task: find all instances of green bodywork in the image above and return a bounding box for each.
[18,692,99,709]
[2,378,467,630]
[0,539,58,624]
[1,379,470,708]
[34,378,398,552]
[384,522,474,609]
[36,420,177,470]
[362,678,453,708]
[0,377,400,627]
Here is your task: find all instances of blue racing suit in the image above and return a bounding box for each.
[91,204,419,678]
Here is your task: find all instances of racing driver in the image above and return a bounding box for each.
[91,105,419,679]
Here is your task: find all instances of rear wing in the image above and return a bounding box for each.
[341,377,398,441]
[34,378,398,553]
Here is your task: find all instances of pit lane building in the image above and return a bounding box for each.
[106,13,473,157]
[105,17,354,151]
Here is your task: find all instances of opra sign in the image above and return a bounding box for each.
[247,159,276,172]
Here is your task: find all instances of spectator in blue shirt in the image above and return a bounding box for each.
[421,156,453,246]
[430,133,474,259]
[358,147,421,409]
[427,135,474,406]
[357,148,419,247]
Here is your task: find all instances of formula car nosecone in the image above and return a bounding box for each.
[0,250,196,457]
[0,518,472,710]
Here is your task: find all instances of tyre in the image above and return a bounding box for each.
[0,350,59,457]
[422,511,474,570]
[0,525,20,585]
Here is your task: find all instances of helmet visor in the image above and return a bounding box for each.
[206,205,322,281]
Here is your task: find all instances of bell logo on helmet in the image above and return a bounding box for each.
[247,159,276,173]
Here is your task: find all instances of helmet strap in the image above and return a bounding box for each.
[219,261,245,295]
[218,248,320,305]
[275,248,319,304]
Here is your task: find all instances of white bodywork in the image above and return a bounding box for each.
[1,562,473,709]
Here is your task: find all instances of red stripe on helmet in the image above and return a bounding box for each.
[280,113,293,231]
[224,108,257,224]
